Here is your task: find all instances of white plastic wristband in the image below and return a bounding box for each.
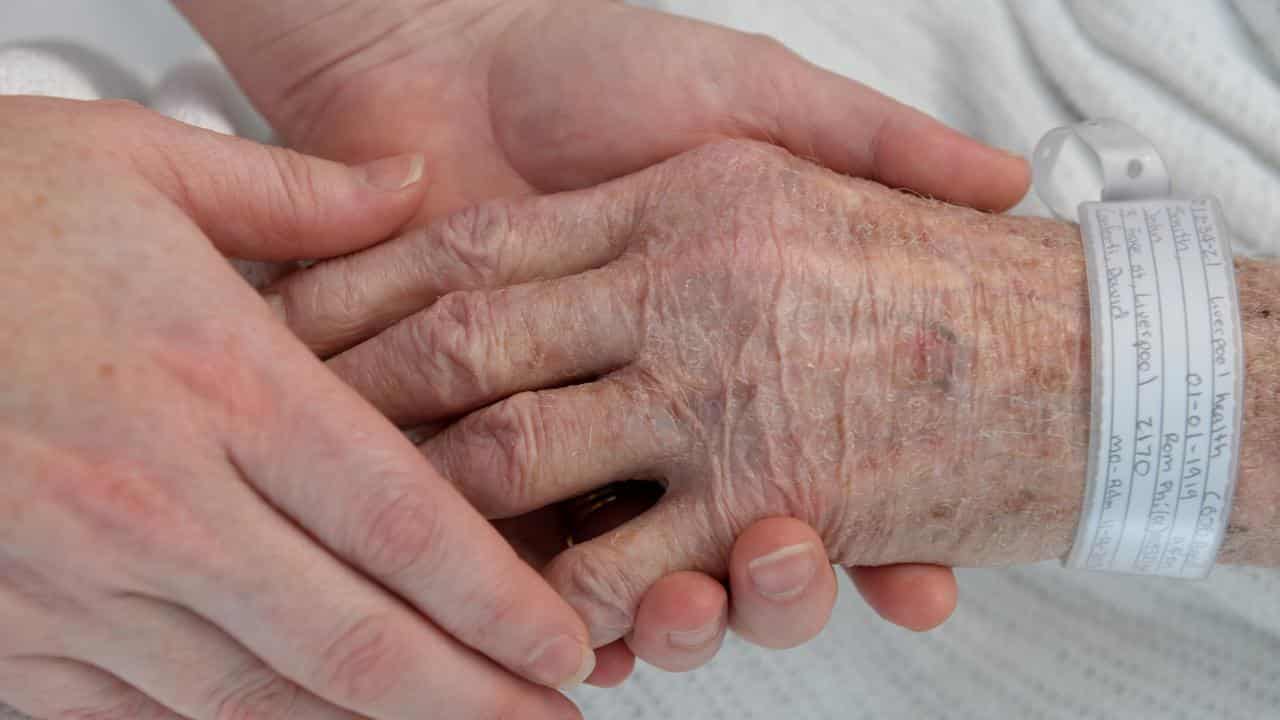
[1032,120,1245,578]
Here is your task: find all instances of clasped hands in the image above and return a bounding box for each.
[0,1,1062,719]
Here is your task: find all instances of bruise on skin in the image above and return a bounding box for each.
[1003,487,1039,515]
[887,317,969,395]
[1023,361,1073,396]
[929,501,958,520]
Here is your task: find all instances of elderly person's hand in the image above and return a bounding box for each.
[260,137,1280,648]
[0,96,598,720]
[178,0,1008,672]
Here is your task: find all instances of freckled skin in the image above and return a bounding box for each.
[567,141,1092,568]
[257,137,1280,650]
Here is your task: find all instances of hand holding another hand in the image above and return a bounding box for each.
[0,97,595,720]
[184,0,1029,224]
[268,139,1093,648]
[180,0,1026,672]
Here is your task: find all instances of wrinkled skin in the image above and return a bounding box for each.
[269,139,1095,646]
[179,0,1028,669]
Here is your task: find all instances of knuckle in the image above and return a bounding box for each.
[457,393,545,517]
[353,486,443,579]
[453,580,525,653]
[50,459,208,570]
[315,614,412,706]
[294,260,369,346]
[207,666,303,720]
[434,200,521,284]
[148,326,278,425]
[409,290,495,399]
[264,147,321,233]
[546,547,639,641]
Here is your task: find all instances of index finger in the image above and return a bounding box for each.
[184,305,596,692]
[266,188,636,357]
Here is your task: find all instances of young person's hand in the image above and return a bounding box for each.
[179,0,1028,222]
[0,97,594,720]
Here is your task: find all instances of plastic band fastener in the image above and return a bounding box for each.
[1032,120,1245,578]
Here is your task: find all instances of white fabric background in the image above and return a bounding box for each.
[1,1,1277,718]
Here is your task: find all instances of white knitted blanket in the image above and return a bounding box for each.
[2,1,1277,718]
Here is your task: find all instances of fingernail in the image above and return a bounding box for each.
[359,153,424,192]
[748,543,816,601]
[668,619,723,650]
[528,635,596,690]
[261,292,286,323]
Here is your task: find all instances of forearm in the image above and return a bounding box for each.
[872,206,1280,568]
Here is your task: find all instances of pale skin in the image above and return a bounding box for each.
[170,0,1034,676]
[270,139,1280,650]
[0,2,1030,717]
[0,97,870,720]
[176,0,1030,679]
[0,98,591,720]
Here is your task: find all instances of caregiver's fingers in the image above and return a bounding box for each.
[626,572,728,673]
[218,334,595,692]
[0,656,181,720]
[71,594,365,720]
[151,480,580,719]
[268,189,637,357]
[332,265,643,427]
[424,371,685,518]
[585,641,636,688]
[728,517,836,650]
[847,564,958,632]
[544,503,724,647]
[99,98,428,261]
[735,39,1030,212]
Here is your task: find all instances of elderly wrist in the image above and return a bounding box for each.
[863,213,1280,570]
[1217,258,1280,566]
[847,211,1091,567]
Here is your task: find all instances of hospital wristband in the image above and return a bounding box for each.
[1032,120,1245,578]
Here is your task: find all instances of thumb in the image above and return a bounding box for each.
[132,113,426,260]
[734,38,1030,212]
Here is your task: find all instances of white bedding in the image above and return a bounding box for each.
[2,1,1278,718]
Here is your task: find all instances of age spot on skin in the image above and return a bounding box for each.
[929,501,957,521]
[1004,488,1039,515]
[903,321,962,393]
[98,363,115,379]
